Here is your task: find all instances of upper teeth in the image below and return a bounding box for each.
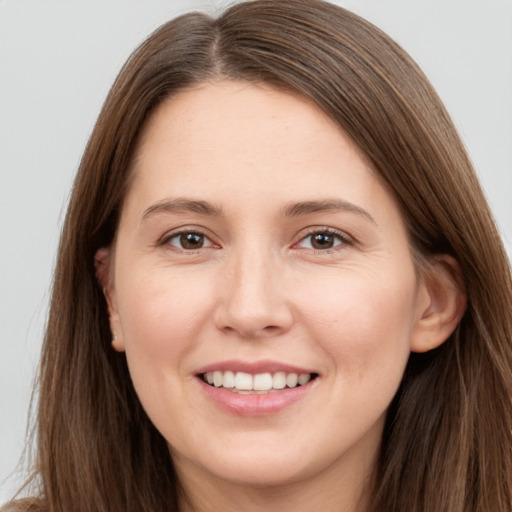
[203,371,312,392]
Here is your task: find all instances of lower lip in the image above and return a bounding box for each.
[198,377,316,416]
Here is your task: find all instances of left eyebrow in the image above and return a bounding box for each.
[141,197,223,221]
[281,199,376,224]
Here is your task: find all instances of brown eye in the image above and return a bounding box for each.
[180,233,204,249]
[311,232,335,249]
[297,230,346,251]
[165,231,213,250]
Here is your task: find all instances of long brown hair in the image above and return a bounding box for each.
[7,1,512,510]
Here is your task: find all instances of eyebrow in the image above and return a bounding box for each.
[141,197,375,224]
[281,199,376,224]
[142,198,223,220]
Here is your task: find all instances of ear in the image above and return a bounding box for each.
[410,254,467,353]
[94,247,125,352]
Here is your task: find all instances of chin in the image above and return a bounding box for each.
[202,457,311,488]
[173,433,340,490]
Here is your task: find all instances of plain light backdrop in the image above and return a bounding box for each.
[1,0,511,503]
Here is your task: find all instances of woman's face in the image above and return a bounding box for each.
[106,81,431,491]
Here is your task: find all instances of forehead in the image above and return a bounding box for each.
[124,80,398,226]
[135,80,354,158]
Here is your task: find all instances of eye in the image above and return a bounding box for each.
[296,229,349,251]
[163,231,216,250]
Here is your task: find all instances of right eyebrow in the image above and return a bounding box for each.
[141,197,223,221]
[281,199,376,225]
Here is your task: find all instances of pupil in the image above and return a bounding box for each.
[181,233,203,249]
[312,233,334,249]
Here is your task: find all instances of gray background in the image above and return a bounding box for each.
[1,0,511,503]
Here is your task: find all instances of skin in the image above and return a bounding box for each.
[99,81,465,512]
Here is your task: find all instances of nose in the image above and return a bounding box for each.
[214,248,294,339]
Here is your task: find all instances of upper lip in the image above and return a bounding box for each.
[195,359,317,376]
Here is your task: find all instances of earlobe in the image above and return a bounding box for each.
[111,330,124,352]
[410,255,467,353]
[94,247,125,352]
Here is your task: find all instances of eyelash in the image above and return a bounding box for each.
[160,230,217,251]
[159,227,353,253]
[295,227,353,253]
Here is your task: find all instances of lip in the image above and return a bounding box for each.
[195,359,316,375]
[195,359,318,417]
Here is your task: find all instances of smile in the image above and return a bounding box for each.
[201,371,316,394]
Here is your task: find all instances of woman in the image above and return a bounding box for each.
[5,0,512,510]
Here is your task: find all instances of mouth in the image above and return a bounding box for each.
[200,371,318,394]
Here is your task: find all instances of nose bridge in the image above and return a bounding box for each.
[216,240,292,338]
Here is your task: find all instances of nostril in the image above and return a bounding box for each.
[220,324,283,339]
[214,295,294,339]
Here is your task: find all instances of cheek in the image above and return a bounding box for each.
[114,266,221,432]
[299,265,417,388]
[115,266,215,376]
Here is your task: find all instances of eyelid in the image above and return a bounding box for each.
[157,225,354,252]
[292,226,354,252]
[158,226,220,250]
